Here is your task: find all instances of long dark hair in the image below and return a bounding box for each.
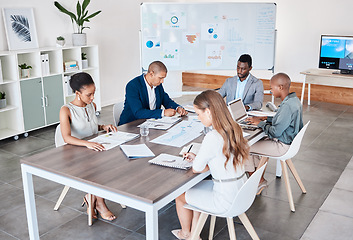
[70,72,94,92]
[194,90,249,169]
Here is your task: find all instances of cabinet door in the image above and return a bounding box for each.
[43,75,64,125]
[20,78,45,131]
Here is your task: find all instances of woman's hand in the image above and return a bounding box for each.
[183,152,196,162]
[102,124,117,133]
[85,141,106,151]
[246,116,267,126]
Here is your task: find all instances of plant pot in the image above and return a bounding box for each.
[82,59,88,69]
[21,69,30,78]
[0,99,6,109]
[56,39,65,47]
[72,33,87,46]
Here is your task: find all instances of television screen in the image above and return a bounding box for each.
[319,35,353,71]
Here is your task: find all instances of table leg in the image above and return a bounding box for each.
[308,83,311,106]
[146,207,158,240]
[21,165,40,240]
[301,79,306,105]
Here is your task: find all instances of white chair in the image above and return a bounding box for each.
[113,102,124,126]
[255,121,310,212]
[187,163,267,240]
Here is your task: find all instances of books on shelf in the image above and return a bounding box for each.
[63,76,74,96]
[148,153,193,170]
[63,60,79,72]
[40,54,50,76]
[120,144,155,159]
[89,131,139,151]
[0,59,3,83]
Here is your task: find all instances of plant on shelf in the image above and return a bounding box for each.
[56,36,66,47]
[18,63,32,78]
[54,0,101,46]
[81,52,88,69]
[0,91,6,109]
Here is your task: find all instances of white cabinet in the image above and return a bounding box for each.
[0,45,101,140]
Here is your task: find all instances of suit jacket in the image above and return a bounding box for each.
[119,74,180,125]
[218,73,264,110]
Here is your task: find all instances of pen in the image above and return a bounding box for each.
[183,144,193,161]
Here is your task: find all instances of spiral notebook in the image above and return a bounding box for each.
[148,153,193,170]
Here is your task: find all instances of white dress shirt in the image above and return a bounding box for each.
[144,75,164,117]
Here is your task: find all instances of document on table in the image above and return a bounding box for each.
[120,144,155,159]
[151,118,204,148]
[247,110,276,117]
[138,116,182,130]
[148,153,193,170]
[179,142,202,155]
[183,104,195,113]
[89,131,140,150]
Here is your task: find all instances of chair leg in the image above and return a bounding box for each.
[208,215,216,240]
[276,159,282,177]
[120,204,127,209]
[53,185,70,211]
[281,161,295,212]
[190,212,209,240]
[88,193,93,226]
[238,213,260,240]
[226,217,236,240]
[286,159,306,193]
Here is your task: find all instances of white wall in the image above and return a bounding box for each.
[1,0,352,106]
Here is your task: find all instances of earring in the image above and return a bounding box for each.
[77,95,80,101]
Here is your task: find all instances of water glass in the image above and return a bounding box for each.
[140,125,149,137]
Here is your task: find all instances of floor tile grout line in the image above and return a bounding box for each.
[317,208,353,220]
[0,229,21,240]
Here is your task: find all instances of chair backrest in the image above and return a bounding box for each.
[279,121,310,161]
[221,163,267,218]
[113,102,124,126]
[55,124,66,148]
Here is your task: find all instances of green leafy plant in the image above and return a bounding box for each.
[0,91,5,99]
[18,63,32,69]
[57,36,65,41]
[54,0,101,34]
[81,52,87,60]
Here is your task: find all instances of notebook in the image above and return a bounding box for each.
[120,144,155,159]
[148,153,193,170]
[227,98,258,130]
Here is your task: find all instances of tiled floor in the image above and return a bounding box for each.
[1,90,353,240]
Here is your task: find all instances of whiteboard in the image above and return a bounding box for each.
[140,2,276,71]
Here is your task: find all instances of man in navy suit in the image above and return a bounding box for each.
[119,61,187,125]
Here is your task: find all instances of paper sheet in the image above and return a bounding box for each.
[89,131,139,151]
[120,144,155,159]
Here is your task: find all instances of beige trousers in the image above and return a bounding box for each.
[244,137,290,172]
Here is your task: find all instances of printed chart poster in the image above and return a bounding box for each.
[205,44,224,68]
[162,42,180,66]
[163,12,186,29]
[201,23,225,41]
[182,33,200,45]
[144,36,161,49]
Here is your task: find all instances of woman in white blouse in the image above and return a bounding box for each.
[172,90,249,240]
[60,72,117,222]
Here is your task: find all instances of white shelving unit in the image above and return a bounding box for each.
[0,45,101,141]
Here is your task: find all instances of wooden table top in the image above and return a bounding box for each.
[21,118,263,204]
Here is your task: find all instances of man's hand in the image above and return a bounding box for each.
[246,116,267,125]
[164,108,176,117]
[177,106,188,116]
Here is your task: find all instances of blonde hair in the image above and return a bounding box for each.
[194,90,249,169]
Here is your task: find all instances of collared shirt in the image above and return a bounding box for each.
[258,92,303,145]
[144,75,164,117]
[235,74,250,100]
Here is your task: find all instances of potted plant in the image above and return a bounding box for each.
[81,52,88,69]
[18,63,32,78]
[54,0,101,46]
[56,36,65,47]
[0,91,6,109]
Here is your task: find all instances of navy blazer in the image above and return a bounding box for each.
[119,74,180,125]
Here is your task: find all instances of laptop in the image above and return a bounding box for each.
[227,98,258,130]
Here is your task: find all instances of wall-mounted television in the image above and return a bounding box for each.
[319,35,353,73]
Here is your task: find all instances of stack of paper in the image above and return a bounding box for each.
[138,116,182,130]
[120,144,155,159]
[89,131,139,150]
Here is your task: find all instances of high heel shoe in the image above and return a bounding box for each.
[96,208,116,221]
[82,195,98,219]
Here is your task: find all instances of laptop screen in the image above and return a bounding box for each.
[227,98,247,122]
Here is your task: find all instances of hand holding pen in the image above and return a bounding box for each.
[183,145,195,162]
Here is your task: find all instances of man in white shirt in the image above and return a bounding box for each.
[218,54,264,110]
[119,61,187,125]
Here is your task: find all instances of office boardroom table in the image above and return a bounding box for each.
[21,118,265,240]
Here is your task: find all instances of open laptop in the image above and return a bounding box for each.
[227,98,258,130]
